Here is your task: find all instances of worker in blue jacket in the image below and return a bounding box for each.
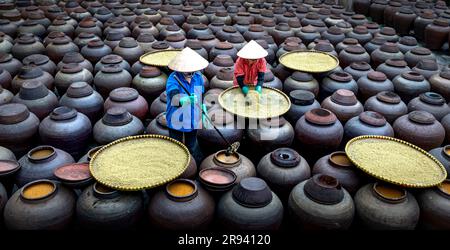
[166,47,209,164]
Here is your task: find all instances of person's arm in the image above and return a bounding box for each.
[236,75,245,88]
[167,89,182,107]
[256,72,264,87]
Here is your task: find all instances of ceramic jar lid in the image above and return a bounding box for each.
[18,81,48,100]
[217,67,234,81]
[399,36,417,46]
[305,108,337,125]
[0,103,30,124]
[359,111,387,126]
[270,148,301,168]
[367,71,387,81]
[376,91,402,104]
[289,90,315,105]
[291,72,314,82]
[386,59,408,67]
[419,92,446,106]
[66,81,94,98]
[329,72,353,82]
[380,42,400,53]
[102,107,133,126]
[330,89,358,106]
[232,177,273,208]
[101,54,123,64]
[19,66,43,79]
[401,71,425,81]
[101,64,123,73]
[344,45,365,54]
[61,63,83,74]
[304,174,344,205]
[350,61,371,71]
[408,110,436,125]
[213,55,234,67]
[411,47,431,56]
[62,52,84,63]
[140,66,161,78]
[416,59,438,70]
[23,54,49,66]
[50,106,78,121]
[109,87,139,102]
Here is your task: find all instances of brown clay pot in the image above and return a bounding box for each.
[11,66,54,94]
[357,71,394,101]
[104,87,148,121]
[407,92,450,121]
[321,89,364,124]
[429,71,450,101]
[94,65,132,99]
[200,150,256,183]
[12,81,58,121]
[54,63,93,96]
[392,71,430,103]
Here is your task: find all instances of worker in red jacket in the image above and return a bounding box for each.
[233,40,269,95]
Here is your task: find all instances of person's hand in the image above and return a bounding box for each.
[241,86,249,96]
[255,85,262,94]
[180,94,198,106]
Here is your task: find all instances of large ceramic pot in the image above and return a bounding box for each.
[148,179,215,230]
[407,92,450,121]
[257,148,310,198]
[396,36,418,55]
[414,11,436,42]
[295,108,344,156]
[393,111,445,151]
[283,72,319,97]
[424,18,450,51]
[150,91,167,119]
[374,27,399,43]
[200,150,256,183]
[209,67,234,90]
[392,7,417,36]
[320,72,358,101]
[11,36,45,61]
[93,107,144,145]
[113,37,144,65]
[429,147,450,177]
[94,54,130,75]
[54,63,93,96]
[344,62,373,81]
[15,145,74,187]
[393,71,430,103]
[335,38,361,54]
[81,39,112,65]
[364,37,386,55]
[11,66,54,94]
[429,71,450,101]
[246,116,294,155]
[217,177,284,230]
[46,37,79,63]
[132,66,167,101]
[383,1,402,27]
[22,54,56,75]
[0,103,39,157]
[59,81,104,123]
[3,180,76,230]
[0,85,12,105]
[12,81,58,120]
[104,87,148,121]
[364,91,408,124]
[39,107,92,157]
[321,89,364,124]
[94,65,132,99]
[74,32,100,49]
[76,182,144,229]
[371,42,404,69]
[146,112,169,137]
[204,55,234,80]
[404,47,435,68]
[357,71,394,101]
[354,182,420,230]
[417,180,450,230]
[197,108,243,155]
[0,53,22,78]
[376,59,411,81]
[346,25,372,45]
[321,26,346,46]
[344,111,394,142]
[209,42,238,61]
[47,20,74,38]
[288,174,355,230]
[57,52,93,73]
[413,60,439,80]
[286,90,321,125]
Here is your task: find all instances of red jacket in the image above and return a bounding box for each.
[233,57,267,86]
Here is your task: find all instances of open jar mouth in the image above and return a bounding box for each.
[166,179,198,202]
[20,180,57,201]
[372,182,407,203]
[28,146,56,162]
[93,182,119,199]
[329,151,353,168]
[437,179,450,198]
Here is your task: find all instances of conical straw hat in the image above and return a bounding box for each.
[168,47,209,72]
[237,40,268,59]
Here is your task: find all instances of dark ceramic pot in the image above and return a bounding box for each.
[364,37,386,55]
[407,92,450,121]
[396,36,418,55]
[113,37,144,65]
[424,18,450,50]
[132,66,167,102]
[150,91,167,119]
[392,7,417,36]
[81,39,112,65]
[383,1,402,27]
[393,111,445,151]
[404,47,436,68]
[412,60,439,80]
[0,53,22,77]
[46,37,79,63]
[11,66,54,94]
[286,90,321,125]
[357,71,394,101]
[57,52,93,73]
[346,25,372,45]
[321,89,364,124]
[354,182,420,230]
[371,42,404,69]
[39,107,92,158]
[374,27,399,43]
[0,85,13,105]
[288,174,355,230]
[284,72,319,98]
[429,147,450,177]
[0,146,15,161]
[376,59,411,81]
[414,11,436,42]
[12,81,58,120]
[344,62,373,81]
[429,71,450,101]
[217,177,284,230]
[209,67,234,90]
[54,63,93,96]
[344,111,394,141]
[147,179,215,230]
[146,112,169,137]
[94,54,131,75]
[104,87,148,121]
[393,71,430,103]
[320,72,358,101]
[11,36,45,61]
[59,82,104,123]
[204,55,234,80]
[417,180,450,230]
[4,180,76,230]
[94,65,132,99]
[364,91,408,124]
[22,54,56,75]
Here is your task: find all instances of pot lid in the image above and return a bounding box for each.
[248,24,264,32]
[329,72,353,82]
[166,33,185,42]
[61,63,83,74]
[101,64,123,73]
[344,45,366,54]
[305,108,337,125]
[408,110,436,124]
[342,38,358,45]
[359,111,386,126]
[109,87,139,102]
[78,32,96,39]
[330,89,358,106]
[102,107,133,126]
[118,37,138,48]
[19,81,48,100]
[327,26,343,35]
[433,18,449,27]
[399,36,417,46]
[66,81,94,98]
[367,71,387,81]
[376,91,401,104]
[50,106,78,121]
[140,66,161,78]
[232,177,273,208]
[101,54,123,64]
[415,59,438,71]
[291,72,314,82]
[380,42,400,53]
[0,103,30,124]
[369,37,387,45]
[151,41,170,50]
[411,47,431,56]
[106,31,124,41]
[401,71,424,81]
[290,90,315,106]
[228,34,245,43]
[270,147,301,168]
[385,59,408,67]
[23,54,49,66]
[304,174,344,205]
[419,92,446,106]
[19,66,43,79]
[87,39,105,47]
[350,61,371,71]
[380,27,396,36]
[439,71,450,80]
[353,25,368,34]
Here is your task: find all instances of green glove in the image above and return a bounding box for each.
[180,94,198,106]
[242,86,249,95]
[201,104,208,128]
[255,85,262,94]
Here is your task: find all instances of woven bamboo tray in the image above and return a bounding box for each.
[139,49,181,67]
[279,50,339,73]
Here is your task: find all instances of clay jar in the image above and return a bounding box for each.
[321,89,364,124]
[354,182,420,230]
[297,25,320,46]
[376,59,411,81]
[200,150,256,183]
[393,71,430,103]
[94,54,130,75]
[104,87,148,121]
[132,66,167,101]
[146,112,169,137]
[344,111,394,142]
[417,180,450,230]
[364,37,386,55]
[17,20,46,38]
[57,52,93,73]
[442,114,450,142]
[320,72,358,101]
[150,91,167,119]
[429,147,450,177]
[414,11,436,42]
[217,177,284,230]
[346,25,372,45]
[210,67,234,90]
[383,1,402,27]
[429,71,450,101]
[286,90,321,125]
[295,108,344,156]
[0,86,13,105]
[257,148,311,198]
[288,174,355,230]
[424,19,450,50]
[338,46,371,69]
[0,53,22,77]
[404,47,435,68]
[39,107,92,157]
[321,26,346,46]
[0,103,39,157]
[46,37,79,63]
[94,65,132,99]
[23,54,56,75]
[393,7,417,36]
[74,33,100,49]
[284,72,319,97]
[48,20,74,38]
[59,82,103,123]
[197,108,243,155]
[11,36,45,61]
[15,146,74,187]
[12,66,54,94]
[357,71,394,101]
[76,182,143,229]
[93,107,144,145]
[3,180,76,230]
[0,66,11,89]
[113,37,144,65]
[374,27,399,43]
[364,91,408,124]
[148,179,215,230]
[393,111,445,151]
[12,81,58,120]
[413,60,439,80]
[371,42,404,69]
[246,116,295,155]
[396,36,418,55]
[209,42,238,62]
[344,62,373,81]
[407,92,450,121]
[54,63,93,96]
[204,55,234,80]
[81,39,112,65]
